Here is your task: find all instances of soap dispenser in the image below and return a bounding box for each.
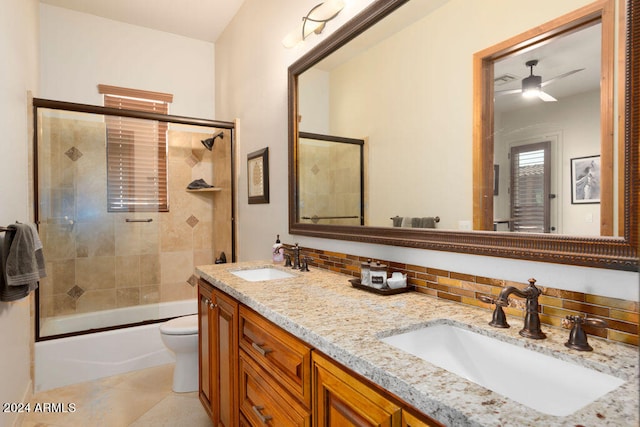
[272,235,284,263]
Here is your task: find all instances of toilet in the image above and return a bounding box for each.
[159,314,199,393]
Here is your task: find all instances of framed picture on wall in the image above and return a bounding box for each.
[570,155,600,204]
[248,147,269,204]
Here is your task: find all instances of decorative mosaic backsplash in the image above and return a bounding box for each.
[301,247,639,347]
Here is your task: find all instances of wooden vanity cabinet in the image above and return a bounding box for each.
[198,278,442,427]
[239,349,311,426]
[239,306,312,407]
[402,409,444,427]
[312,351,402,426]
[198,278,239,427]
[312,352,444,427]
[239,306,312,424]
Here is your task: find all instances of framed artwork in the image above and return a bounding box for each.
[571,155,600,204]
[247,147,269,204]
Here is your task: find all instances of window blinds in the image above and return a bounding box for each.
[510,142,550,233]
[99,85,172,212]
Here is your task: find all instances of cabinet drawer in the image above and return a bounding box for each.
[239,350,311,427]
[239,306,312,406]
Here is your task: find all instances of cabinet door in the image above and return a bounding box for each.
[239,350,311,426]
[312,352,401,427]
[239,306,312,407]
[402,410,444,427]
[198,281,214,418]
[213,289,239,427]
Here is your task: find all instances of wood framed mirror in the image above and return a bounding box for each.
[288,0,638,271]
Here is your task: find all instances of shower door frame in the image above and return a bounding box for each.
[32,98,237,341]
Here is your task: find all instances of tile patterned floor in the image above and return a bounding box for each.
[19,364,211,427]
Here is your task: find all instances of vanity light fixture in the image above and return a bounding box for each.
[282,0,345,48]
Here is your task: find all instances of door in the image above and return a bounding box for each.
[510,141,551,233]
[198,282,214,418]
[213,289,239,427]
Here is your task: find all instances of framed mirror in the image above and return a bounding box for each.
[288,0,638,270]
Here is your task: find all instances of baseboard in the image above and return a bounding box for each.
[11,379,33,427]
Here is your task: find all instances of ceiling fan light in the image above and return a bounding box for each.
[522,74,542,98]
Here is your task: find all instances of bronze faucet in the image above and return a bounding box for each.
[282,243,309,271]
[494,278,546,339]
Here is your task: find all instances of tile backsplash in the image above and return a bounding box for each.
[302,247,639,347]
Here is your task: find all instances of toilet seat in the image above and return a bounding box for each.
[160,315,198,335]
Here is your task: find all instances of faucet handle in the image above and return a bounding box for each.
[565,315,607,352]
[478,294,510,329]
[300,256,311,272]
[478,294,496,305]
[284,253,292,267]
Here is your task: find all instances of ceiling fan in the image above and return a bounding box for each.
[495,59,585,102]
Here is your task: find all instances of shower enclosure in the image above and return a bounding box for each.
[297,132,364,226]
[33,99,235,340]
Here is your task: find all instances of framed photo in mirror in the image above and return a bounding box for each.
[571,155,600,204]
[248,147,269,204]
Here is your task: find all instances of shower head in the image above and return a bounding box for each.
[201,131,224,151]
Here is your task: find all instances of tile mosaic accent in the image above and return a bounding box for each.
[300,246,639,347]
[311,164,320,175]
[67,285,84,299]
[185,153,199,168]
[64,146,83,161]
[186,215,199,228]
[187,274,198,287]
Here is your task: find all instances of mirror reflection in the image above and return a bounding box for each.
[493,22,604,235]
[298,132,364,225]
[296,0,619,236]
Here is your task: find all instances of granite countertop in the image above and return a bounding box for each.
[196,261,640,427]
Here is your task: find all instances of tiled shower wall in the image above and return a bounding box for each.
[38,114,231,319]
[302,247,639,347]
[298,139,361,226]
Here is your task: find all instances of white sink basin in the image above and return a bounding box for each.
[380,322,624,416]
[230,267,295,282]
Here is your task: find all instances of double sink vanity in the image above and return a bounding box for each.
[195,261,638,427]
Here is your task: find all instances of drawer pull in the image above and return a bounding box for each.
[251,342,272,356]
[251,405,273,424]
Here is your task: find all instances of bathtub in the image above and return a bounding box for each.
[35,299,197,392]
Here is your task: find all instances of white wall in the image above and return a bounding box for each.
[0,0,39,425]
[216,0,638,302]
[39,4,215,118]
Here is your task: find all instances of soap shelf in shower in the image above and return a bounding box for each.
[186,188,222,193]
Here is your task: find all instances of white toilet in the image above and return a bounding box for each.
[159,314,199,393]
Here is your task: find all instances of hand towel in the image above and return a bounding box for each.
[401,217,412,228]
[391,216,403,227]
[5,223,46,287]
[421,217,436,228]
[0,231,32,301]
[411,217,421,228]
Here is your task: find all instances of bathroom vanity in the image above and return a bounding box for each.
[196,261,639,426]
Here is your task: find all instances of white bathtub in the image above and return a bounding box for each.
[35,299,197,392]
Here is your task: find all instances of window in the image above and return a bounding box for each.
[510,141,551,233]
[99,84,173,212]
